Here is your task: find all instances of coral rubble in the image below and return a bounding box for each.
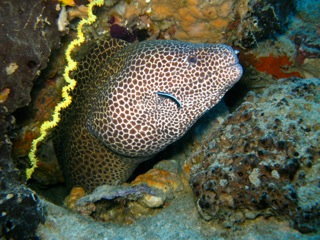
[68,160,184,223]
[1,0,319,238]
[235,0,294,48]
[190,78,320,233]
[0,136,46,239]
[105,0,293,45]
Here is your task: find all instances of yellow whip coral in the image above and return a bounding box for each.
[27,0,104,179]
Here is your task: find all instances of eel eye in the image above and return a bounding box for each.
[187,55,197,64]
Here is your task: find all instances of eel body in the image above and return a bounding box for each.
[55,38,243,191]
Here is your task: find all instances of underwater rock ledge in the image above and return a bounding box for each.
[34,78,320,239]
[0,1,61,239]
[0,0,319,238]
[189,77,320,233]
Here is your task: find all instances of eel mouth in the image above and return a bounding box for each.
[224,48,243,78]
[229,63,244,80]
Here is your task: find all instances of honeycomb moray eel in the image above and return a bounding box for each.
[55,38,243,192]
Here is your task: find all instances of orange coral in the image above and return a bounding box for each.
[111,0,241,43]
[59,0,76,7]
[0,88,10,103]
[13,129,35,157]
[65,186,86,209]
[68,5,88,20]
[210,18,229,30]
[255,54,302,78]
[132,169,180,193]
[219,1,233,17]
[12,78,61,157]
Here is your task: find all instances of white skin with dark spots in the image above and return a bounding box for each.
[88,40,243,157]
[56,39,243,191]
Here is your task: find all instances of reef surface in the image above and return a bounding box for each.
[190,78,320,233]
[0,0,319,239]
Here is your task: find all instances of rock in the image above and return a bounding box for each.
[190,78,320,233]
[0,135,46,239]
[0,0,61,118]
[0,1,62,238]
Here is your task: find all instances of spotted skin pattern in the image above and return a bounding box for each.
[55,38,243,192]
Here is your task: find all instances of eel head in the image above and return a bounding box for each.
[87,40,243,158]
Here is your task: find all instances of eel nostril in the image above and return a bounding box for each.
[187,55,197,64]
